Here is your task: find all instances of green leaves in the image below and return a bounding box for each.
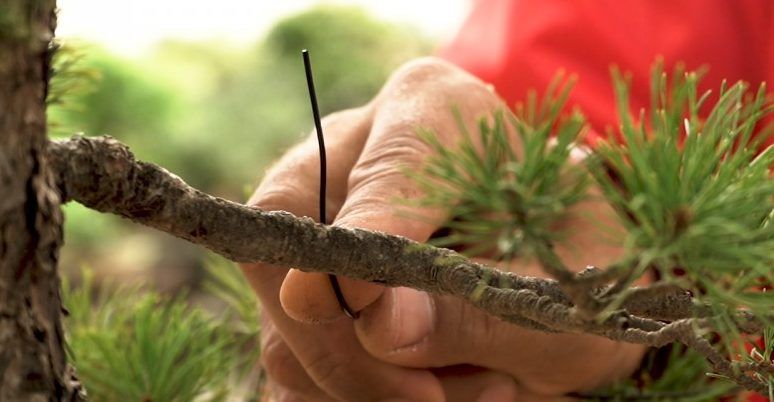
[412,74,588,260]
[590,63,773,326]
[587,63,772,393]
[412,62,773,395]
[63,262,261,402]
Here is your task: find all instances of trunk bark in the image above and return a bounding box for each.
[0,1,82,400]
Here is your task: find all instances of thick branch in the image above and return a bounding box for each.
[43,136,754,330]
[48,136,567,306]
[47,136,767,326]
[47,135,771,391]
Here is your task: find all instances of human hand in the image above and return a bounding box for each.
[240,57,646,402]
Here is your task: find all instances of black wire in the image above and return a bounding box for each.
[302,49,359,320]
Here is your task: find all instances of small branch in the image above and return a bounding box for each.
[740,361,774,376]
[681,333,769,393]
[47,135,770,392]
[532,243,605,317]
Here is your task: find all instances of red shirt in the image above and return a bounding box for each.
[440,1,773,399]
[440,0,773,148]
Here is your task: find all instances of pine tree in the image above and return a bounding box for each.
[1,1,771,399]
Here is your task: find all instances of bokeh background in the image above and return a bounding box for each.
[53,0,468,293]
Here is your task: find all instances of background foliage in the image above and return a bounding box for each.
[63,260,260,401]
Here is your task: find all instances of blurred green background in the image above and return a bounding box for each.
[51,5,433,292]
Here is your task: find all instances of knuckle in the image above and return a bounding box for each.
[390,56,457,84]
[319,105,372,130]
[249,187,296,210]
[473,312,502,353]
[454,299,501,357]
[347,138,426,191]
[333,193,393,229]
[386,56,492,101]
[273,392,307,402]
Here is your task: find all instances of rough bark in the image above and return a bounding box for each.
[42,136,731,334]
[46,134,773,393]
[0,1,83,400]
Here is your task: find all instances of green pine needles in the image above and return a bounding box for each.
[594,65,773,318]
[593,66,774,385]
[63,260,261,402]
[413,74,588,260]
[579,344,736,401]
[415,62,773,396]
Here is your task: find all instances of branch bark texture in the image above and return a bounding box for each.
[48,137,563,307]
[45,136,700,335]
[48,135,771,393]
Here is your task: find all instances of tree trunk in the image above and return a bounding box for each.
[0,1,82,400]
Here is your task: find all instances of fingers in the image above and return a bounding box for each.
[258,265,445,401]
[281,57,507,322]
[354,288,500,366]
[354,254,645,397]
[242,106,371,300]
[247,55,645,399]
[359,290,644,395]
[242,106,445,402]
[260,318,335,402]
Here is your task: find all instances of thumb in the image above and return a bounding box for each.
[279,132,445,323]
[355,267,647,397]
[352,259,531,368]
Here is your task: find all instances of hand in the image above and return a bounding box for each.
[240,57,646,402]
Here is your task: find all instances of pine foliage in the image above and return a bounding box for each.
[63,260,261,402]
[413,74,588,259]
[592,65,773,321]
[414,62,773,398]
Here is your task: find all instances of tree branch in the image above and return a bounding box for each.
[46,135,772,392]
[47,136,567,310]
[40,135,752,332]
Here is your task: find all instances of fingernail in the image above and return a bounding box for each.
[476,378,518,402]
[392,287,435,349]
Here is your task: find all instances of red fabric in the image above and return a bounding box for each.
[439,1,773,399]
[746,393,771,402]
[439,0,774,149]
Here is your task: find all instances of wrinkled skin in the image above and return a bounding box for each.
[240,58,646,402]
